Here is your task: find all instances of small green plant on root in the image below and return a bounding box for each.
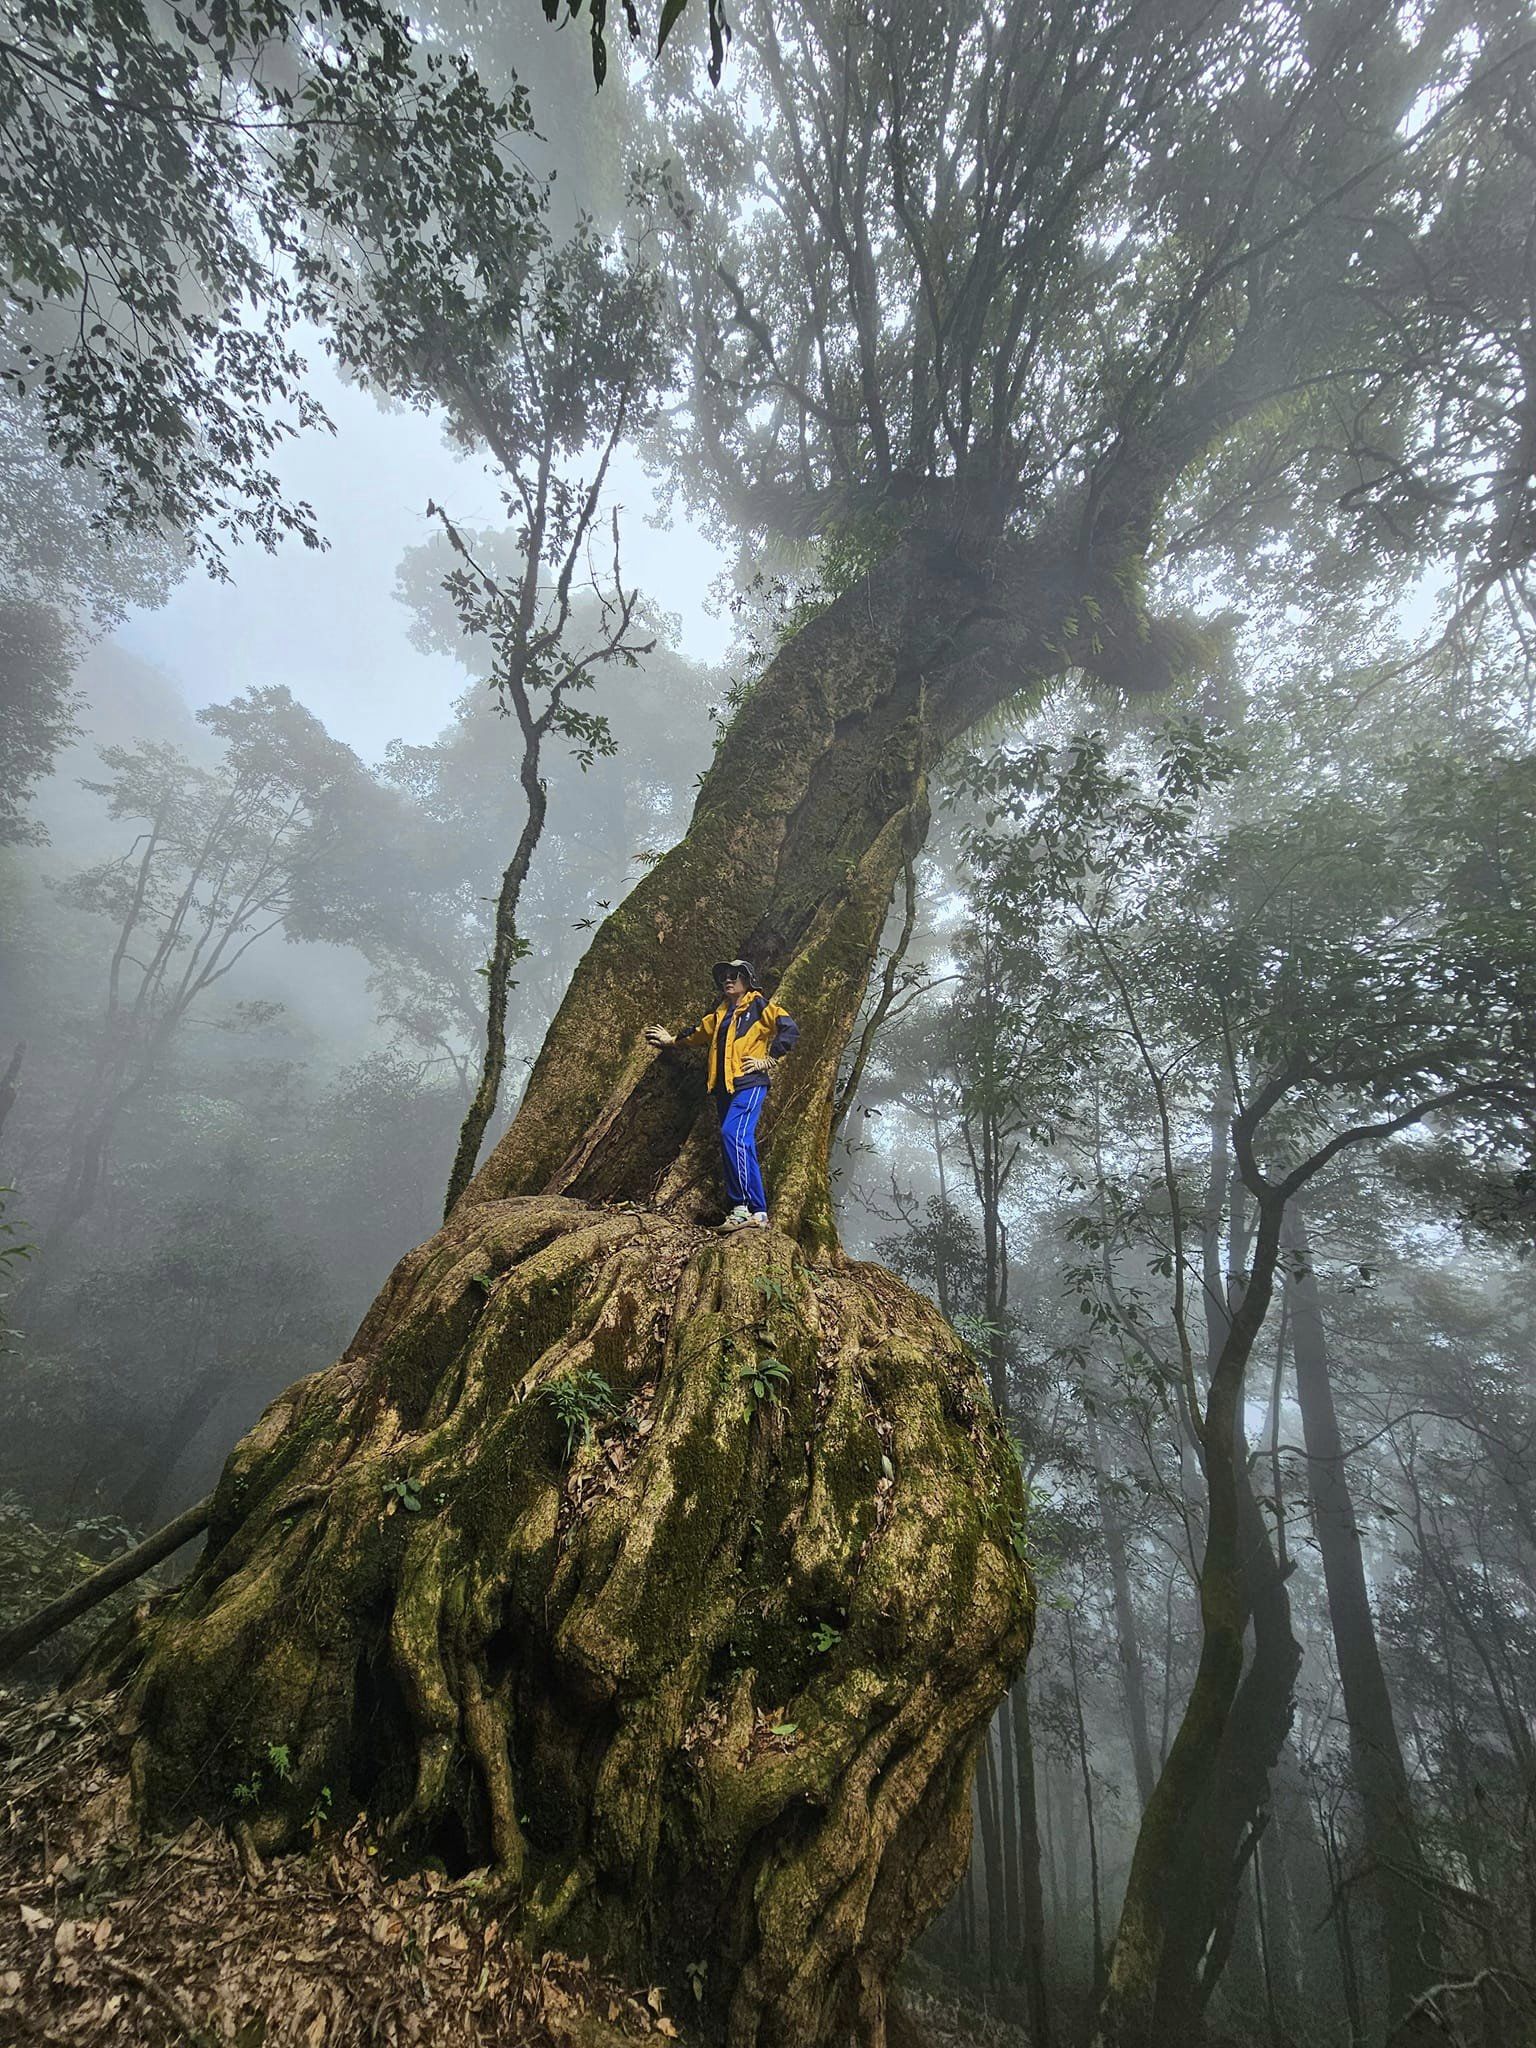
[542,1369,618,1459]
[305,1784,334,1840]
[230,1739,293,1811]
[739,1352,791,1406]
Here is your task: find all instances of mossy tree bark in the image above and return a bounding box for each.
[456,476,1218,1249]
[117,1201,1028,2045]
[95,469,1219,2044]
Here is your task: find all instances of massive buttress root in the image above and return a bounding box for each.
[110,1197,1032,2047]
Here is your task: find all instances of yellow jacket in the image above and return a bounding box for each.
[678,990,799,1096]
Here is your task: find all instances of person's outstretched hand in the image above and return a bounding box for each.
[645,1025,675,1049]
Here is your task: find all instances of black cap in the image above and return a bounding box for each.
[712,958,757,989]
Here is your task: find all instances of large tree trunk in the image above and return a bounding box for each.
[456,512,1191,1246]
[108,1201,1030,2043]
[81,539,1094,2046]
[1284,1208,1440,2029]
[460,542,948,1251]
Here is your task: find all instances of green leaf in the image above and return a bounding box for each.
[657,0,689,51]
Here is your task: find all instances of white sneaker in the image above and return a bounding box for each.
[719,1205,753,1233]
[750,1212,770,1229]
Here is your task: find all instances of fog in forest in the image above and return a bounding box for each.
[1,2,1534,2046]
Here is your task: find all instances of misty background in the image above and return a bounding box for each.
[2,4,1534,2045]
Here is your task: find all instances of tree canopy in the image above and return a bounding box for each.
[1,0,542,563]
[648,0,1536,651]
[2,4,1536,2047]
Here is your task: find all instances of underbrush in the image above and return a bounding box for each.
[0,1493,157,1682]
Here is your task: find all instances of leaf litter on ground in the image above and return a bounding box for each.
[0,1686,690,2046]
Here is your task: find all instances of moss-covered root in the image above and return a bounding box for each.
[100,1198,1033,2048]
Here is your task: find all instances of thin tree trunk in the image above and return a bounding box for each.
[1137,1082,1301,2028]
[1158,1567,1176,1768]
[1228,1865,1268,2015]
[926,1086,954,1321]
[1065,1609,1106,1991]
[1257,1809,1298,2034]
[1319,1795,1369,2048]
[1268,1296,1290,1573]
[1200,1075,1234,1346]
[1086,1413,1157,1809]
[1252,1828,1279,2046]
[1271,1744,1348,2026]
[1286,1206,1440,2024]
[0,1041,22,1152]
[1440,1632,1502,2048]
[1043,1759,1064,1956]
[977,1723,1008,1986]
[1011,1674,1052,2045]
[831,841,920,1134]
[998,1692,1024,1964]
[1059,1764,1083,1977]
[443,769,549,1217]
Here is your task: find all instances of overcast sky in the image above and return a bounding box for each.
[111,349,732,765]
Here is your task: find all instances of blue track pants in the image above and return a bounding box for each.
[717,1085,768,1212]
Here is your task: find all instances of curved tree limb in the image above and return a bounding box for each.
[0,1494,211,1677]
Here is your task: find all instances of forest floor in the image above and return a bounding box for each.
[0,1686,687,2048]
[0,1685,1031,2048]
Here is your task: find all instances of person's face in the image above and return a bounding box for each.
[721,972,748,1002]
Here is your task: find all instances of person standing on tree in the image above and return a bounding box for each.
[645,959,798,1232]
